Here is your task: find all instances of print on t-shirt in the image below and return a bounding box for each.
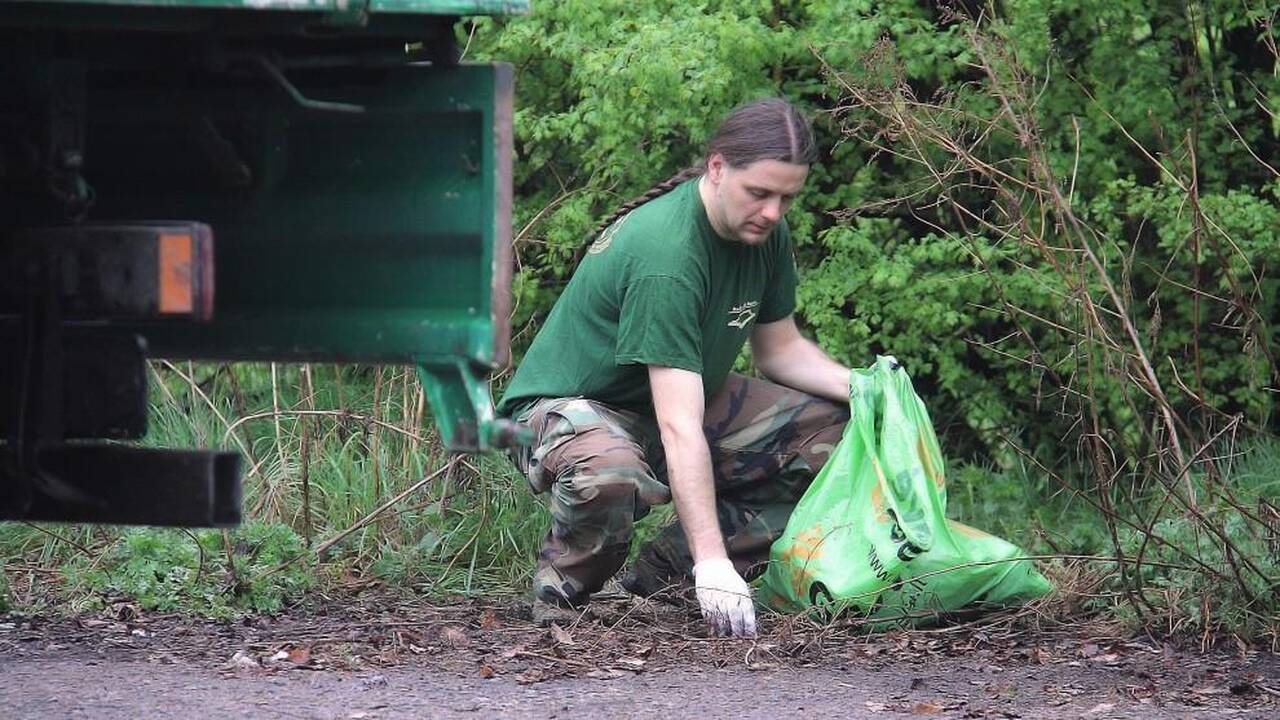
[589,213,631,255]
[727,300,759,329]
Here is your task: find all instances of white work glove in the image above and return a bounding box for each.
[692,558,757,637]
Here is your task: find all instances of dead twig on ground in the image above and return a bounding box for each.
[314,457,459,560]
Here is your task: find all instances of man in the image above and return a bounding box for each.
[498,98,852,637]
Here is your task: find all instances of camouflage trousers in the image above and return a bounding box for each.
[510,374,849,606]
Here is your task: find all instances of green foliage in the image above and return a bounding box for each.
[230,523,314,613]
[77,529,204,613]
[946,462,1109,556]
[1086,180,1280,422]
[797,223,1047,458]
[65,523,312,617]
[823,7,1277,465]
[366,455,550,595]
[146,364,551,604]
[949,439,1280,638]
[1114,501,1279,639]
[0,561,10,613]
[1,363,552,616]
[1227,436,1280,502]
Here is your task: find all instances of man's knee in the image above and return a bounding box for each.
[547,429,669,507]
[515,397,650,491]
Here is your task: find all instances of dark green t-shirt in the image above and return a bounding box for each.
[497,178,798,416]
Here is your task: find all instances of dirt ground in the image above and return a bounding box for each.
[2,591,1278,719]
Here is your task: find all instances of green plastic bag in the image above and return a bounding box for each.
[760,357,1052,625]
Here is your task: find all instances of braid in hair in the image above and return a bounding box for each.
[572,165,704,266]
[592,165,705,236]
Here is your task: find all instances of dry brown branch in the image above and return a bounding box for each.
[314,457,460,559]
[301,365,318,547]
[994,432,1231,584]
[155,361,262,484]
[221,408,431,449]
[811,15,1279,633]
[18,522,95,559]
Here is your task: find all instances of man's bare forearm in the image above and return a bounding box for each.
[757,334,850,403]
[658,423,726,565]
[648,366,728,566]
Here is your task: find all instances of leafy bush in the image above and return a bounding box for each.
[70,523,312,617]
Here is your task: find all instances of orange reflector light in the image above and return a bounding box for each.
[159,233,194,314]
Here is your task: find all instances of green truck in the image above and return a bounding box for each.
[0,0,528,526]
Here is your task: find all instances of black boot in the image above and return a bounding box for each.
[620,541,693,603]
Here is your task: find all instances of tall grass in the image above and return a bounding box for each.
[2,356,1276,640]
[0,362,552,614]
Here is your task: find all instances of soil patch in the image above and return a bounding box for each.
[3,591,1277,718]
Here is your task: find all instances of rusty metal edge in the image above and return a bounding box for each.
[489,61,513,372]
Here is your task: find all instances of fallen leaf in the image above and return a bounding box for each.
[911,701,945,715]
[228,651,259,670]
[1230,680,1258,695]
[500,644,526,659]
[550,624,575,646]
[112,602,140,621]
[515,669,547,685]
[616,657,646,671]
[395,629,422,645]
[479,609,500,630]
[440,626,470,648]
[1193,686,1228,696]
[478,664,496,679]
[359,675,387,690]
[288,647,311,665]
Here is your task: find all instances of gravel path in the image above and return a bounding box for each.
[4,651,1276,720]
[2,594,1277,719]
